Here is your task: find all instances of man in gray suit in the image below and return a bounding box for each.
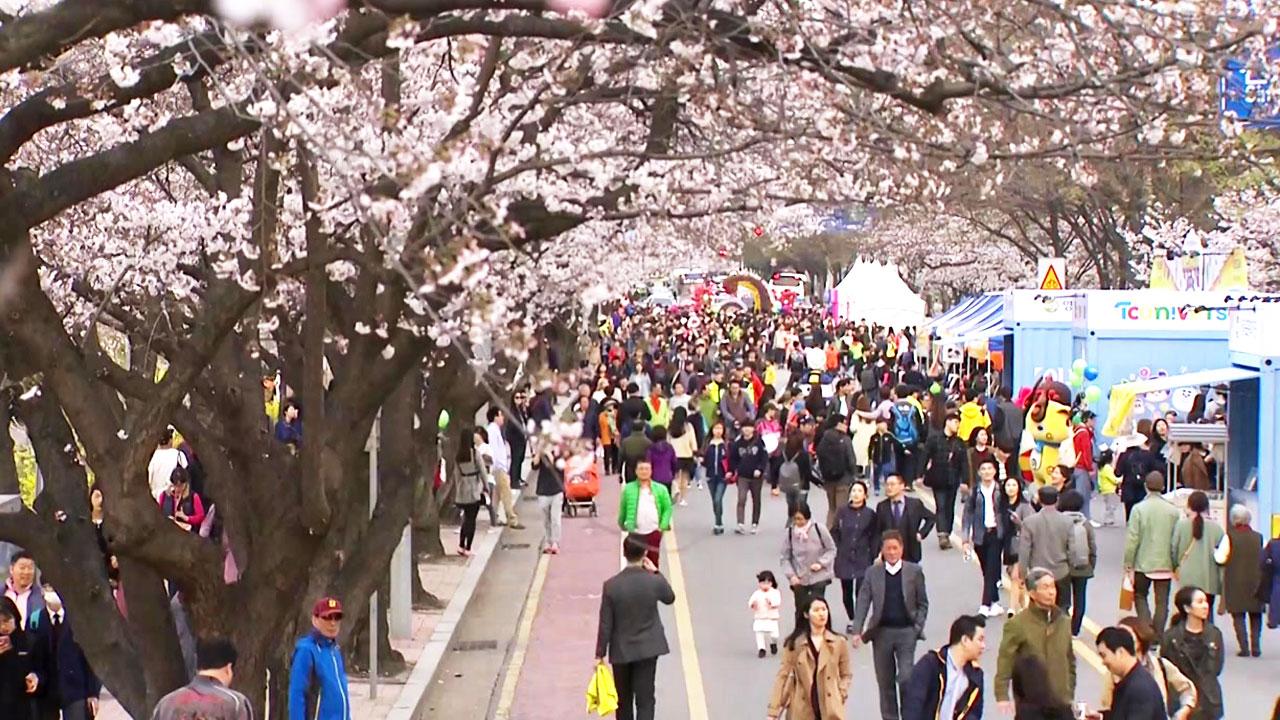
[851,530,929,720]
[595,533,676,720]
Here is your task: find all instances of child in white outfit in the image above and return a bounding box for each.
[748,570,782,658]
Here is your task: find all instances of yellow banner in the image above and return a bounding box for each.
[1212,247,1249,290]
[1103,384,1138,437]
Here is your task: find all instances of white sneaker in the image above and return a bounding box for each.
[679,499,688,507]
[1089,520,1102,528]
[978,605,991,617]
[988,602,1005,616]
[735,525,747,535]
[750,524,759,534]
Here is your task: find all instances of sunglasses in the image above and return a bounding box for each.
[318,613,344,621]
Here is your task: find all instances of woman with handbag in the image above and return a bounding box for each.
[1171,491,1226,614]
[1162,586,1225,720]
[766,596,851,720]
[779,501,836,627]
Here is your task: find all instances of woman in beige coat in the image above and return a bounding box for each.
[767,596,852,720]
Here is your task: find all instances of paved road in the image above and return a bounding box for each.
[429,471,1280,719]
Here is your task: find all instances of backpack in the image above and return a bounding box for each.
[891,401,919,445]
[778,452,803,489]
[816,434,845,484]
[1068,519,1091,571]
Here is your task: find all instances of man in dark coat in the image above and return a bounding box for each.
[1095,626,1167,720]
[874,473,936,564]
[922,411,967,549]
[902,614,986,720]
[29,584,100,720]
[506,389,530,489]
[595,533,676,720]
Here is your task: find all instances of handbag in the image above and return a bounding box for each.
[1173,540,1195,582]
[1213,533,1231,565]
[585,663,618,716]
[1119,572,1135,611]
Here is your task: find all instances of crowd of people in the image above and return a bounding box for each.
[577,300,1280,720]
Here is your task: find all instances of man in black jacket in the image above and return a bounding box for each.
[874,474,936,564]
[922,411,967,550]
[1094,626,1166,720]
[729,420,769,534]
[506,389,530,489]
[618,383,651,438]
[596,534,676,720]
[29,584,101,720]
[902,614,986,720]
[817,414,858,527]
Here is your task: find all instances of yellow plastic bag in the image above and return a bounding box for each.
[586,663,618,716]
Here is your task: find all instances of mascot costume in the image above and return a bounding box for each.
[1019,376,1076,488]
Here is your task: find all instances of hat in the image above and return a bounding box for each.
[312,597,343,617]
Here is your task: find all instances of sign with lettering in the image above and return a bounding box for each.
[1072,291,1235,333]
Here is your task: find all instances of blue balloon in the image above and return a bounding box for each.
[1083,366,1099,381]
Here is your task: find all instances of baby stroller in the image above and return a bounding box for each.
[563,452,601,517]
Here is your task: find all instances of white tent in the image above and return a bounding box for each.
[832,258,927,328]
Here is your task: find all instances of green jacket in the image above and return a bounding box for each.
[618,480,673,533]
[1171,516,1225,595]
[994,605,1075,704]
[1124,493,1182,573]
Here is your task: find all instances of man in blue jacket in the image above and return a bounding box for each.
[288,597,350,720]
[902,614,985,720]
[29,583,101,720]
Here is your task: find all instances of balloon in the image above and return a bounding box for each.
[929,382,942,395]
[1069,373,1084,389]
[1085,385,1102,404]
[1072,358,1088,373]
[1084,366,1099,381]
[437,409,450,430]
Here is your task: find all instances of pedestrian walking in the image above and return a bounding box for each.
[1265,534,1280,629]
[670,408,699,506]
[961,457,1008,618]
[777,429,817,517]
[617,460,672,569]
[619,422,653,485]
[922,411,966,549]
[766,596,852,720]
[0,597,34,720]
[868,418,902,495]
[780,501,836,626]
[816,414,858,527]
[1124,471,1181,636]
[530,440,565,555]
[1096,448,1121,527]
[873,474,935,564]
[1161,586,1225,720]
[1098,617,1197,719]
[850,531,929,720]
[702,421,729,534]
[485,408,523,529]
[1057,489,1097,635]
[1221,504,1265,656]
[1000,476,1035,617]
[901,614,986,720]
[288,597,351,720]
[644,425,678,493]
[1090,626,1166,720]
[1171,490,1226,614]
[994,568,1076,713]
[1018,486,1074,612]
[832,481,878,632]
[1070,412,1098,524]
[749,571,782,659]
[454,428,488,557]
[151,638,253,720]
[1116,436,1162,520]
[730,419,769,534]
[595,534,676,720]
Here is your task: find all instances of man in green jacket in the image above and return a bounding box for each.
[994,568,1075,712]
[1123,471,1181,635]
[618,460,673,569]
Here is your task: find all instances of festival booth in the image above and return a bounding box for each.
[1071,290,1237,434]
[929,292,1006,372]
[1097,296,1280,535]
[1002,290,1076,393]
[832,259,927,329]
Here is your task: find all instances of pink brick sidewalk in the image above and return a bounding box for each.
[508,478,623,719]
[98,533,474,720]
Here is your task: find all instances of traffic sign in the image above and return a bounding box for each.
[1038,258,1066,290]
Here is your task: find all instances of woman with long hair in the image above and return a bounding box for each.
[1162,586,1225,719]
[669,407,698,507]
[832,481,876,633]
[1010,655,1073,719]
[966,426,995,489]
[702,421,730,534]
[1172,490,1226,613]
[454,427,489,556]
[765,596,851,720]
[999,476,1035,617]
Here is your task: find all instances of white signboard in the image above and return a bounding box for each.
[1229,302,1280,358]
[1005,290,1075,324]
[1072,290,1233,333]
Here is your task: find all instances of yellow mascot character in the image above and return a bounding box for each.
[1019,377,1076,489]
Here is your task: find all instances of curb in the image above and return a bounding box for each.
[385,489,522,720]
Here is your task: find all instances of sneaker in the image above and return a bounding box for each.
[988,602,1005,616]
[735,525,747,535]
[509,522,526,530]
[713,525,724,535]
[751,524,759,534]
[1089,520,1102,528]
[550,544,560,555]
[696,481,704,490]
[978,605,990,617]
[1252,648,1262,657]
[757,648,766,659]
[939,536,952,550]
[679,500,688,507]
[770,642,778,655]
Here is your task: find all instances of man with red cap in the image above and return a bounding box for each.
[288,597,350,720]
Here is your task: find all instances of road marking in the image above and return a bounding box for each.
[493,553,550,719]
[913,482,1109,676]
[666,527,711,720]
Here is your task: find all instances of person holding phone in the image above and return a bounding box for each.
[159,466,206,533]
[0,597,38,718]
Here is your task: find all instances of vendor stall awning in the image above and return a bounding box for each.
[925,295,980,330]
[934,293,1002,336]
[1103,366,1259,436]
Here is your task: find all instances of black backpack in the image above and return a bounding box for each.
[816,433,846,483]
